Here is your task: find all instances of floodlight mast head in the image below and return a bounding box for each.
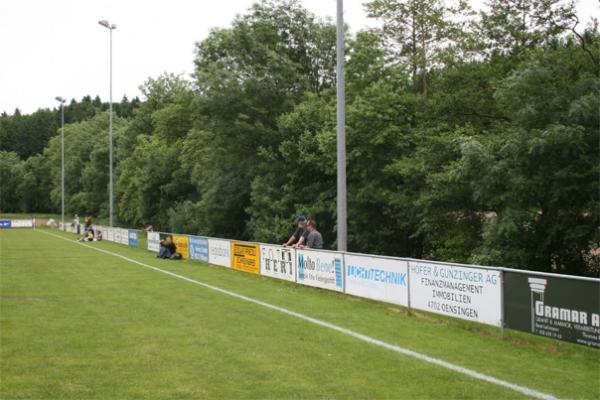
[98,20,116,29]
[55,96,65,103]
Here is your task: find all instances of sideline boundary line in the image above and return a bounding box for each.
[37,229,558,400]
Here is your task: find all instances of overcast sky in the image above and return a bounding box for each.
[1,0,598,114]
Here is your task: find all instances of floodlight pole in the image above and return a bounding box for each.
[99,20,116,226]
[336,0,347,251]
[55,97,66,227]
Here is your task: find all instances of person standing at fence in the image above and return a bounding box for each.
[84,216,92,230]
[282,216,306,247]
[73,214,80,234]
[298,220,323,249]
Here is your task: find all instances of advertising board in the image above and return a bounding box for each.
[504,271,600,348]
[172,235,189,259]
[128,230,139,247]
[296,249,344,292]
[345,254,408,306]
[189,236,209,262]
[147,232,160,252]
[119,229,129,245]
[208,238,230,267]
[231,242,260,274]
[113,228,123,244]
[11,219,33,228]
[260,244,296,282]
[119,229,127,245]
[409,261,502,326]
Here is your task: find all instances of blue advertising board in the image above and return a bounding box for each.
[0,220,11,228]
[189,235,209,262]
[128,230,139,248]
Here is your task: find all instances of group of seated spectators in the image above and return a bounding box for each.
[157,235,182,259]
[282,216,323,249]
[77,215,103,242]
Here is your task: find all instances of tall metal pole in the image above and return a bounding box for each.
[108,26,114,227]
[56,96,66,228]
[99,20,116,227]
[336,0,347,251]
[61,103,65,227]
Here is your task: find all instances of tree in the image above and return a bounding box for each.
[116,73,195,230]
[0,152,24,212]
[117,135,184,229]
[185,0,337,239]
[0,109,58,159]
[366,0,473,94]
[42,112,127,217]
[16,154,52,212]
[462,38,599,275]
[480,0,577,56]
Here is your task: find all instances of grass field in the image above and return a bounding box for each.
[1,228,599,399]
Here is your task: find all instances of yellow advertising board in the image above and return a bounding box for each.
[231,242,260,274]
[173,235,189,259]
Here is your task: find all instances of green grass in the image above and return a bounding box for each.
[1,228,599,399]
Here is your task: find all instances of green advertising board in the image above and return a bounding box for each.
[504,271,600,348]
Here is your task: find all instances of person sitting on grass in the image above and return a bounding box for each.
[157,235,182,259]
[78,229,95,242]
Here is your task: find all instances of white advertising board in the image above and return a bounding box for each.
[208,238,231,268]
[11,219,33,228]
[119,229,129,245]
[113,228,123,244]
[106,228,114,242]
[296,249,344,292]
[260,244,296,282]
[345,254,408,306]
[409,261,502,326]
[94,225,107,237]
[148,232,160,252]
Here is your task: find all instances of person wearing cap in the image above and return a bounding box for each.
[282,215,307,247]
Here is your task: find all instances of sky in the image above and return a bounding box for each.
[1,0,598,114]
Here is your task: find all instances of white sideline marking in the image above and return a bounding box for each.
[38,229,558,400]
